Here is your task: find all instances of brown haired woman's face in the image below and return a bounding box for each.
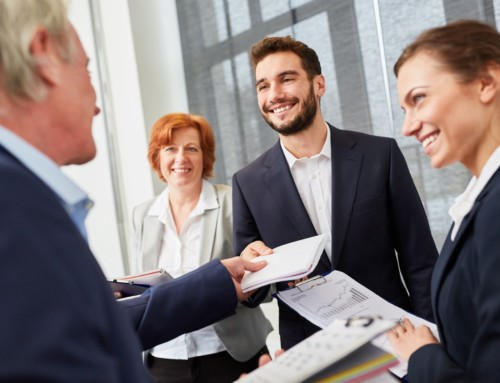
[159,127,204,190]
[397,51,492,175]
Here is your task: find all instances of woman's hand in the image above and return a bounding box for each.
[387,317,439,361]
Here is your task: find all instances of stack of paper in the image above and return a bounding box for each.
[235,317,398,383]
[276,270,439,378]
[241,234,328,293]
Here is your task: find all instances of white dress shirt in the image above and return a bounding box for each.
[281,124,332,261]
[146,179,226,359]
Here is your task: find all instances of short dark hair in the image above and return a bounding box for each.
[249,35,321,80]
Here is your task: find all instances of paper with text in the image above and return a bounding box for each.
[276,270,438,378]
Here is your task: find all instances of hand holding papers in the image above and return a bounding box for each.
[235,317,398,383]
[276,270,439,378]
[241,234,327,293]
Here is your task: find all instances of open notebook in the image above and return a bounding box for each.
[241,234,328,293]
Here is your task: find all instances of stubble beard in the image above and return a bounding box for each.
[262,84,318,136]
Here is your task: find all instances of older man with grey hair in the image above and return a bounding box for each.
[0,1,266,381]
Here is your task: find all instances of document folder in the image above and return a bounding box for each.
[109,268,173,299]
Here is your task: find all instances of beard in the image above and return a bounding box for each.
[262,84,318,136]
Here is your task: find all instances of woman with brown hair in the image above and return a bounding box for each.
[388,20,500,382]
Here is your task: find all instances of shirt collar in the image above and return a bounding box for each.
[148,179,219,217]
[0,125,90,207]
[449,146,500,240]
[280,123,331,169]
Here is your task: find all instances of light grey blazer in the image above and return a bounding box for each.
[132,183,273,361]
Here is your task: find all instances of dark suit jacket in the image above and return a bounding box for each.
[233,125,438,348]
[408,169,500,382]
[0,146,237,382]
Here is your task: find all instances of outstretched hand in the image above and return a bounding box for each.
[221,257,267,301]
[240,240,273,261]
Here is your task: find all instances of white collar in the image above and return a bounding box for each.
[281,123,331,169]
[147,179,218,217]
[449,146,500,240]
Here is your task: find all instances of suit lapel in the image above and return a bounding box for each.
[262,142,331,270]
[431,172,500,331]
[330,126,363,269]
[141,216,164,271]
[261,142,315,237]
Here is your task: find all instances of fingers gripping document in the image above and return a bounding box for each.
[276,271,439,378]
[241,234,328,293]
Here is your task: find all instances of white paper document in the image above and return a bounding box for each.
[276,270,439,378]
[235,317,398,383]
[241,234,327,293]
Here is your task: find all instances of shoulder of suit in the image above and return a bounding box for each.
[0,150,61,206]
[233,142,280,178]
[330,128,396,155]
[213,183,232,202]
[332,126,394,144]
[132,195,158,221]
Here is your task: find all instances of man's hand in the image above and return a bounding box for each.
[240,240,273,262]
[221,257,267,301]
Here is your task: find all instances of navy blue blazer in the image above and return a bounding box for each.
[233,125,438,349]
[0,146,237,382]
[408,168,500,382]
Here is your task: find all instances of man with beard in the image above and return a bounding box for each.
[232,36,439,350]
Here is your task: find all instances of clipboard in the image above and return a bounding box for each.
[295,274,328,292]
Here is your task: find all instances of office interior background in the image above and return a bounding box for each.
[67,1,497,348]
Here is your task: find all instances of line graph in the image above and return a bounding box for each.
[285,276,373,325]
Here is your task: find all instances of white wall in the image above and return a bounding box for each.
[65,0,281,354]
[65,0,157,277]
